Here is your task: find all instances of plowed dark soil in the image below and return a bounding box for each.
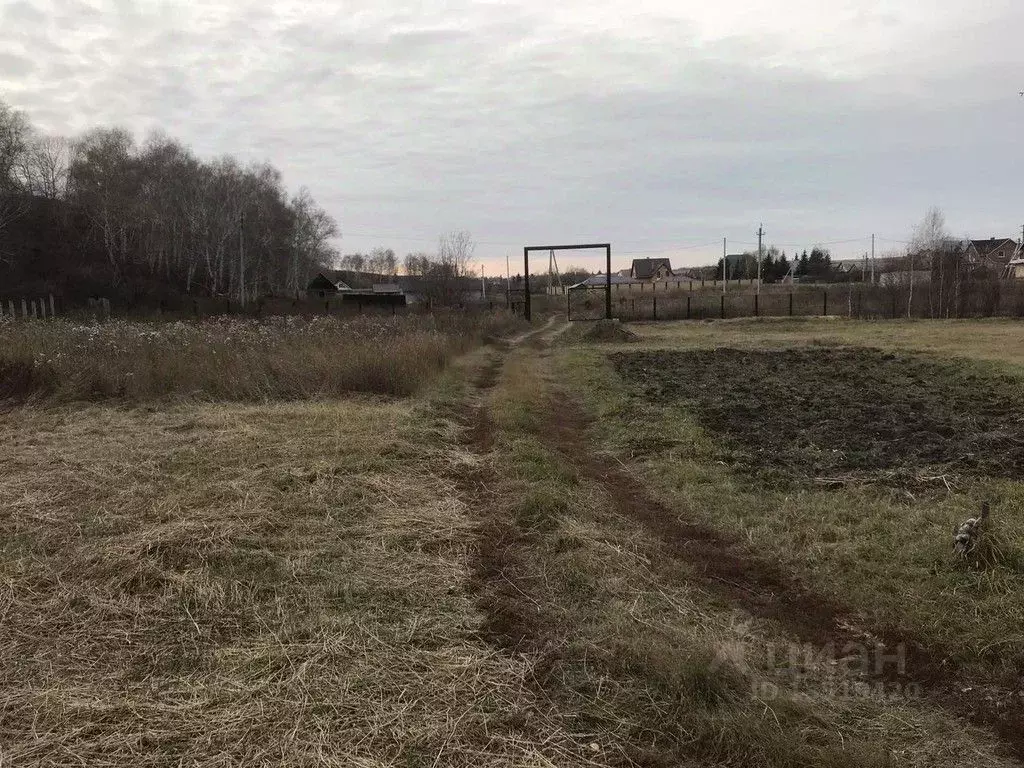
[612,347,1024,487]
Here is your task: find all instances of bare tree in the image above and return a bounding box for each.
[0,103,32,252]
[0,102,31,190]
[438,230,475,278]
[20,135,71,199]
[403,252,431,276]
[288,187,338,295]
[910,207,949,317]
[340,253,366,271]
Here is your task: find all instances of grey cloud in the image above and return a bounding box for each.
[2,0,46,25]
[0,51,36,77]
[2,0,1024,268]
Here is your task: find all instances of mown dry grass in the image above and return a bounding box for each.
[0,374,589,766]
[0,311,526,402]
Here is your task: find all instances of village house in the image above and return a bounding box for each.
[630,258,674,281]
[966,237,1021,271]
[306,271,352,298]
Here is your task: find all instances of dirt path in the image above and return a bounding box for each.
[539,388,1024,763]
[460,320,563,653]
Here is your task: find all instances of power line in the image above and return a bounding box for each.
[340,228,889,253]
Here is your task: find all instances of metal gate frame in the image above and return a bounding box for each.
[523,243,611,322]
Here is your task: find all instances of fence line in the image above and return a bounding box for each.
[0,293,535,321]
[0,294,58,320]
[566,280,1024,322]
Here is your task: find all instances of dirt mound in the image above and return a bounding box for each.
[565,320,638,344]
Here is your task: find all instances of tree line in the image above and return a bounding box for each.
[712,246,837,283]
[337,231,477,283]
[1,99,337,304]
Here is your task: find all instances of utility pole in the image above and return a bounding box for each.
[505,252,511,292]
[722,237,727,292]
[481,265,486,299]
[871,233,875,285]
[547,248,562,292]
[757,224,763,294]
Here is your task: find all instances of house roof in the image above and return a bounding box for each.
[569,274,639,288]
[969,238,1018,262]
[308,272,351,291]
[631,258,673,279]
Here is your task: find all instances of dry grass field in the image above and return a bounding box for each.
[3,314,1024,765]
[0,312,525,402]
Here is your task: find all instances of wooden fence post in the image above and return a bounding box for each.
[720,294,725,319]
[21,298,28,319]
[49,294,55,318]
[754,293,759,317]
[686,295,691,319]
[566,293,571,320]
[653,295,657,320]
[823,290,828,317]
[7,300,13,318]
[789,293,793,316]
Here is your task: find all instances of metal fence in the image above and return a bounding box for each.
[578,281,1024,322]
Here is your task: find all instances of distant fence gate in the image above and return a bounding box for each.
[567,286,609,321]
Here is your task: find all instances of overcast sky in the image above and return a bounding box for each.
[2,0,1023,274]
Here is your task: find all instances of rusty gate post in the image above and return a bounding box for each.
[523,247,531,321]
[605,245,612,320]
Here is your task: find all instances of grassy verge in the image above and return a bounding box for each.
[0,311,526,402]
